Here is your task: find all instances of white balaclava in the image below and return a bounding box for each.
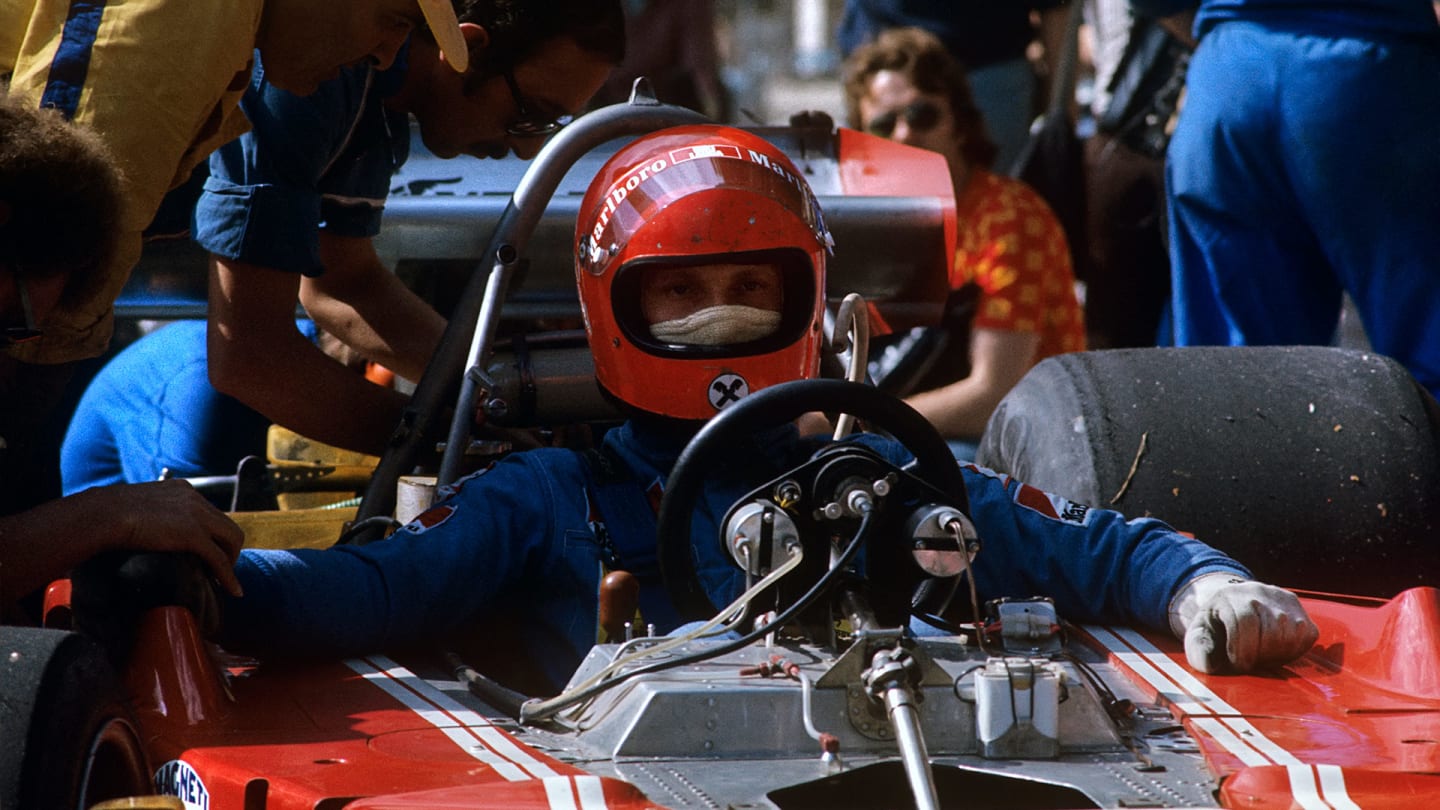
[649,304,782,346]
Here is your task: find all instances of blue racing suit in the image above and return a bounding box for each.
[221,420,1248,691]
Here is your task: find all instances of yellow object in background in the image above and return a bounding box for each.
[225,425,380,549]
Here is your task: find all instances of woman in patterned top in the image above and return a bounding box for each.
[843,27,1086,451]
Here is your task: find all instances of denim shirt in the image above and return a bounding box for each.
[195,44,411,276]
[222,420,1246,690]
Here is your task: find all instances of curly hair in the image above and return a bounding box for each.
[443,0,626,92]
[0,96,124,303]
[841,27,999,171]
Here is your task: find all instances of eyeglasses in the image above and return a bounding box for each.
[502,68,573,137]
[864,100,943,138]
[1,274,43,346]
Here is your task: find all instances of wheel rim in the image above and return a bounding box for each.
[75,714,150,809]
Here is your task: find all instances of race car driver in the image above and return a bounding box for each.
[212,125,1318,693]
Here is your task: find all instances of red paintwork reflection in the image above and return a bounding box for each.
[1094,588,1440,808]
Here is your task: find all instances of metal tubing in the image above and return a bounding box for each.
[884,684,940,810]
[436,246,519,486]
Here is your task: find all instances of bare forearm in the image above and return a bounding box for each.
[213,338,408,456]
[906,328,1040,440]
[308,235,446,383]
[1159,10,1197,49]
[905,378,1008,441]
[0,497,126,598]
[302,280,444,383]
[208,255,410,456]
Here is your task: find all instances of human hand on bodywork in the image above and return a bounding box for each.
[1168,573,1319,674]
[68,482,242,663]
[82,479,245,596]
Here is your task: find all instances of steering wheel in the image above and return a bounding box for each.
[655,378,969,623]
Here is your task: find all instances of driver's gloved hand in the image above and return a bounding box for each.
[70,551,223,664]
[1168,573,1318,674]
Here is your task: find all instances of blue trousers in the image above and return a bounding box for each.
[1166,21,1440,399]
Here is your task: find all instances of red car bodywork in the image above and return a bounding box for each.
[90,586,1440,810]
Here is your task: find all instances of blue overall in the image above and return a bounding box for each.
[1160,0,1440,398]
[221,421,1247,691]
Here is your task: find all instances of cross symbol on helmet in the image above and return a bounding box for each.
[709,374,749,410]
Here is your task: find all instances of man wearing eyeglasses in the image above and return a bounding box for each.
[199,0,624,456]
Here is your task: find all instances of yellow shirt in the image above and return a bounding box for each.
[3,0,261,362]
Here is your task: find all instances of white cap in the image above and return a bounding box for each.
[416,0,469,73]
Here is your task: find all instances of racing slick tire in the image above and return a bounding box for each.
[0,626,151,809]
[975,346,1440,597]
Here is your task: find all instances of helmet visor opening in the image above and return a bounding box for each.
[612,249,817,359]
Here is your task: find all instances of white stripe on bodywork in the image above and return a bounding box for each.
[347,657,530,781]
[1084,625,1356,809]
[539,775,611,810]
[1084,625,1220,716]
[1286,764,1336,810]
[348,657,618,809]
[1315,765,1361,810]
[1108,626,1233,712]
[543,777,580,810]
[1190,717,1272,767]
[369,656,562,778]
[574,775,609,810]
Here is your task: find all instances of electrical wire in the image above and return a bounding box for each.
[953,517,989,656]
[521,505,878,724]
[520,541,806,721]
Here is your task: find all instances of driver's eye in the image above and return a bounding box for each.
[737,276,775,295]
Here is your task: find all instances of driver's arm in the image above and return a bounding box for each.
[207,254,408,456]
[302,233,445,385]
[904,327,1039,442]
[959,465,1316,673]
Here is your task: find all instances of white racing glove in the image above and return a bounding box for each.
[1168,573,1319,674]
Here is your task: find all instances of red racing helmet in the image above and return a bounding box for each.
[575,125,832,420]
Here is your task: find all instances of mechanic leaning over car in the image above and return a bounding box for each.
[209,125,1319,694]
[1,0,470,516]
[200,0,625,458]
[0,97,244,618]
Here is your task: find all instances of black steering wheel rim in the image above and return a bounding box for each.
[655,378,968,622]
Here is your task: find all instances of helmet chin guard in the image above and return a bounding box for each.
[575,126,832,421]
